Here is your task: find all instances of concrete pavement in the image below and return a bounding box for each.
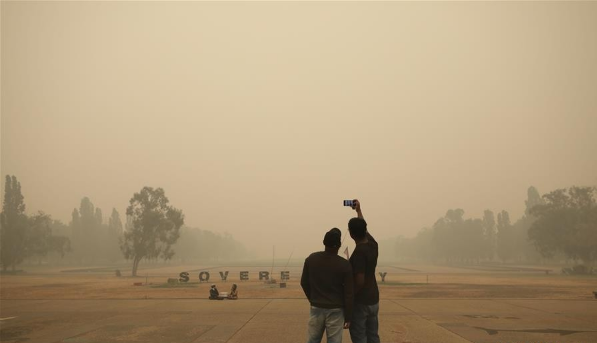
[1,298,596,343]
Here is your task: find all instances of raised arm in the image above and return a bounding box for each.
[353,199,364,219]
[353,199,376,243]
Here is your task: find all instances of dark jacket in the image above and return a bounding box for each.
[301,251,354,321]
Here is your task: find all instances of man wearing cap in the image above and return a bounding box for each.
[301,228,354,343]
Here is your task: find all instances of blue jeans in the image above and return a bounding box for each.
[349,302,380,343]
[306,306,345,343]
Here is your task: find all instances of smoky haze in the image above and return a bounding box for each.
[2,1,596,259]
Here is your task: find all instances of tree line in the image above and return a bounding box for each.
[393,186,597,269]
[0,175,72,271]
[0,175,250,275]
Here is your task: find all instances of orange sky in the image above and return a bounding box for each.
[2,1,596,257]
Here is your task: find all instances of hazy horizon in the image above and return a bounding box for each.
[2,1,596,258]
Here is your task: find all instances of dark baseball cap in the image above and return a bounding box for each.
[323,228,341,248]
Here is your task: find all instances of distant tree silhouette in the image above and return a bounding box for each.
[1,175,72,269]
[70,197,103,263]
[482,210,497,260]
[0,175,28,271]
[174,226,250,262]
[392,185,594,267]
[106,208,124,262]
[497,210,516,262]
[431,209,486,263]
[26,212,52,264]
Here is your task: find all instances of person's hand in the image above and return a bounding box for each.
[343,321,351,329]
[351,199,361,212]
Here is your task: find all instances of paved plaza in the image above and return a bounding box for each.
[1,298,596,343]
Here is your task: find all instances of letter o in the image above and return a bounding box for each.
[199,271,210,282]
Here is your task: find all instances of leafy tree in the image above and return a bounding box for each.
[432,209,465,262]
[121,187,184,276]
[511,215,541,262]
[48,236,72,259]
[482,210,496,260]
[394,227,434,261]
[105,208,124,262]
[413,228,434,260]
[45,220,72,262]
[80,197,96,227]
[108,209,123,235]
[497,210,516,262]
[431,209,486,263]
[26,212,52,264]
[70,208,80,238]
[95,208,103,226]
[508,186,545,263]
[393,185,593,266]
[0,175,28,271]
[70,197,104,263]
[529,186,597,266]
[50,219,71,238]
[464,218,486,263]
[445,209,465,223]
[525,186,545,215]
[174,226,250,262]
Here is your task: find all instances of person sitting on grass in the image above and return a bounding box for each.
[228,284,238,300]
[209,284,222,300]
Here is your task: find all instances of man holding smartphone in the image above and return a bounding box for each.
[347,199,380,343]
[301,228,353,343]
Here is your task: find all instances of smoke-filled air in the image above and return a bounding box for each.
[2,3,597,343]
[1,2,596,273]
